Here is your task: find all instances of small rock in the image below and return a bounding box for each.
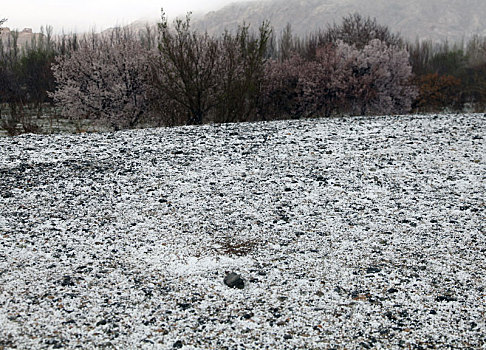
[387,288,398,294]
[283,334,293,340]
[360,342,372,349]
[366,267,381,274]
[173,340,183,348]
[178,303,191,310]
[96,319,107,326]
[1,191,13,198]
[436,295,457,302]
[60,276,75,287]
[224,272,245,289]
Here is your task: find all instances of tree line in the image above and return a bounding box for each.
[0,13,485,134]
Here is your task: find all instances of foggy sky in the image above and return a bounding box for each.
[1,0,250,33]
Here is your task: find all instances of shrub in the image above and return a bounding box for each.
[413,73,462,112]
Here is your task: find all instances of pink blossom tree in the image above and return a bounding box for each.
[343,39,417,115]
[296,44,356,117]
[50,29,150,130]
[261,53,302,119]
[263,44,355,118]
[263,39,417,118]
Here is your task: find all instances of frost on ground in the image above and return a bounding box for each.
[0,113,485,349]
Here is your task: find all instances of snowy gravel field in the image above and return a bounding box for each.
[0,113,485,349]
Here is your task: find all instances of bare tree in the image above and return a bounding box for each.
[278,23,294,61]
[319,13,402,50]
[149,12,271,125]
[150,12,221,125]
[215,23,271,123]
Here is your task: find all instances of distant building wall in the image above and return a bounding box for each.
[0,28,46,49]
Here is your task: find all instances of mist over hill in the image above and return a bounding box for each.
[191,0,486,42]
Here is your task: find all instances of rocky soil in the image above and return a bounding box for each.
[0,113,485,349]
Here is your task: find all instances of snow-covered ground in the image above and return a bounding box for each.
[0,113,485,349]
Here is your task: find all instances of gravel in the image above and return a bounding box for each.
[0,113,485,349]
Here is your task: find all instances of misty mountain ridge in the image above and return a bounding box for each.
[4,0,485,45]
[191,0,486,42]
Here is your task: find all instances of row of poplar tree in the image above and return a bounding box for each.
[1,13,485,134]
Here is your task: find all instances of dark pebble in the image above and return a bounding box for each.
[60,276,75,287]
[366,267,381,274]
[178,303,191,310]
[224,272,245,289]
[96,319,107,326]
[436,295,457,302]
[360,342,372,349]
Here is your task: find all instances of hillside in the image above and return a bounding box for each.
[193,0,486,42]
[1,113,485,348]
